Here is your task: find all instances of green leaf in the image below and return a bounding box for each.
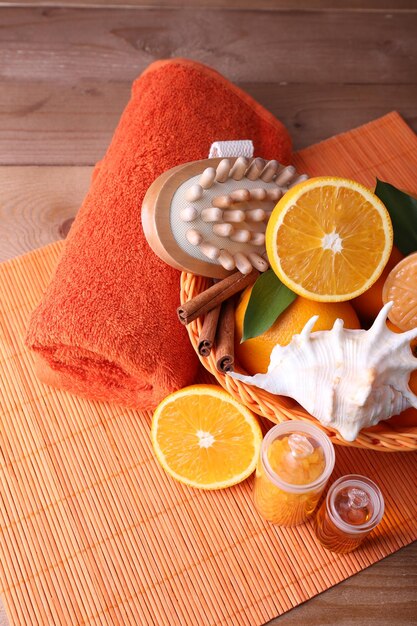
[375,179,417,255]
[242,270,297,342]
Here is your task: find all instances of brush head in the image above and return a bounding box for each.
[142,157,307,278]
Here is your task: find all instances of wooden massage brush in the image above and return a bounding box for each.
[142,157,308,278]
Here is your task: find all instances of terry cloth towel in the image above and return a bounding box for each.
[25,58,292,410]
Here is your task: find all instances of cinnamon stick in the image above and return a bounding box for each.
[177,269,259,325]
[214,298,235,373]
[198,305,221,357]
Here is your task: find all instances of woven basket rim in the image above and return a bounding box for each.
[180,271,417,452]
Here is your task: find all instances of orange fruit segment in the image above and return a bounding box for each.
[151,384,262,490]
[382,252,417,331]
[266,177,393,302]
[235,287,361,374]
[267,436,326,486]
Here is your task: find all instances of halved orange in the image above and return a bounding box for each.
[266,177,393,302]
[382,252,417,331]
[151,385,262,490]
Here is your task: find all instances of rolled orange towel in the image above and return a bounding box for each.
[26,58,292,410]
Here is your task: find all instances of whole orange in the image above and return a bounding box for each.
[384,320,417,428]
[235,287,361,375]
[352,245,404,326]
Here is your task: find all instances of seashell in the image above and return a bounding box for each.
[229,302,417,442]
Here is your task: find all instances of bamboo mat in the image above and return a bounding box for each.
[1,111,417,626]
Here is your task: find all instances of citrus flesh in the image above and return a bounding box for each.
[266,177,393,302]
[235,287,361,374]
[151,385,262,490]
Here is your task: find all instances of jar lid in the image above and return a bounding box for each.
[327,474,385,534]
[261,421,335,493]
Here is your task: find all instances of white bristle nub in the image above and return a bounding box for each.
[230,188,251,202]
[218,250,236,271]
[185,184,204,202]
[180,206,198,222]
[212,223,234,237]
[230,156,249,180]
[288,173,309,188]
[199,241,220,260]
[249,188,267,201]
[199,167,216,189]
[248,253,269,272]
[250,232,266,246]
[275,165,296,187]
[260,160,280,182]
[216,159,232,183]
[201,207,223,223]
[212,195,232,209]
[266,188,283,202]
[223,209,245,223]
[230,229,251,243]
[246,158,265,181]
[234,252,253,274]
[245,208,266,222]
[186,229,203,246]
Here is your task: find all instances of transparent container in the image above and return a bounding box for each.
[253,421,335,527]
[313,474,385,553]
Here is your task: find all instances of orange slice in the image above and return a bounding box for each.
[266,177,393,302]
[151,385,262,490]
[382,252,417,331]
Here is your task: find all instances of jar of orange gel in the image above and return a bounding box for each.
[313,474,385,553]
[254,421,335,527]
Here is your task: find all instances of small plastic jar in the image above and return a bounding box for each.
[313,474,385,553]
[253,421,335,527]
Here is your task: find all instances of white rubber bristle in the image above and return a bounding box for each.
[275,166,296,187]
[230,188,251,202]
[180,206,198,222]
[260,160,280,182]
[266,188,283,202]
[212,195,232,209]
[229,156,249,180]
[212,223,234,237]
[248,252,269,272]
[185,184,204,202]
[218,249,236,270]
[250,232,265,246]
[234,252,253,274]
[215,159,232,183]
[199,241,220,260]
[245,208,266,222]
[223,209,245,223]
[230,229,251,243]
[199,167,216,189]
[186,229,203,246]
[246,158,265,181]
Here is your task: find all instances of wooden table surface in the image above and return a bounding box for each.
[1,1,416,625]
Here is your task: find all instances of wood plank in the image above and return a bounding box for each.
[0,166,92,260]
[1,81,417,165]
[2,0,417,9]
[268,543,417,626]
[1,7,416,85]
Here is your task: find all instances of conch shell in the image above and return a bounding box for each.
[229,302,417,441]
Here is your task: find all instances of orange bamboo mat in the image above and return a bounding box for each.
[1,112,417,626]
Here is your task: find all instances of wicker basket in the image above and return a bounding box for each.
[181,272,417,452]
